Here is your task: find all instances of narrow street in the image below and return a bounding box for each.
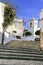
[0,59,43,65]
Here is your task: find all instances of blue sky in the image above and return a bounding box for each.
[1,0,43,29]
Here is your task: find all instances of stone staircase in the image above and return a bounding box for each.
[0,46,43,61]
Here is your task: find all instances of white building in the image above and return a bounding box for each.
[14,18,24,37]
[0,17,24,44]
[0,2,24,44]
[0,2,5,25]
[6,18,24,37]
[0,2,5,32]
[28,17,38,36]
[23,17,40,41]
[0,2,40,43]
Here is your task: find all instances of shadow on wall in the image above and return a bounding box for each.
[0,32,16,44]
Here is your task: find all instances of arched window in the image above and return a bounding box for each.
[30,22,32,27]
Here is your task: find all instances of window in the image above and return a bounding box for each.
[16,36,21,39]
[30,22,32,27]
[13,31,17,33]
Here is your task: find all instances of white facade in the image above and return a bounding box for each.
[14,18,24,36]
[0,2,5,25]
[28,17,38,36]
[0,2,40,44]
[0,2,24,44]
[7,18,24,37]
[0,2,5,33]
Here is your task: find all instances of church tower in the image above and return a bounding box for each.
[28,17,37,37]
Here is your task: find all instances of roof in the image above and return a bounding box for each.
[14,18,24,23]
[29,17,37,21]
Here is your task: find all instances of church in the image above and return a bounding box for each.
[28,17,40,41]
[0,2,41,44]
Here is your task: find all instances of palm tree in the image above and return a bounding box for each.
[1,3,16,45]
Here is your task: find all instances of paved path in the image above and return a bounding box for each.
[0,47,43,60]
[0,46,43,65]
[0,59,43,65]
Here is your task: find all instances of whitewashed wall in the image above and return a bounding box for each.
[0,2,16,44]
[0,2,5,24]
[0,2,24,44]
[0,2,40,44]
[22,35,40,41]
[28,18,38,36]
[22,36,35,41]
[13,18,24,36]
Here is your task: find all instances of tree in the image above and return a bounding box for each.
[35,30,40,35]
[25,32,31,36]
[1,3,16,45]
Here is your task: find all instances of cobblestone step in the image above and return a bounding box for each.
[0,46,43,60]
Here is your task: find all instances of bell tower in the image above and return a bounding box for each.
[28,17,37,37]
